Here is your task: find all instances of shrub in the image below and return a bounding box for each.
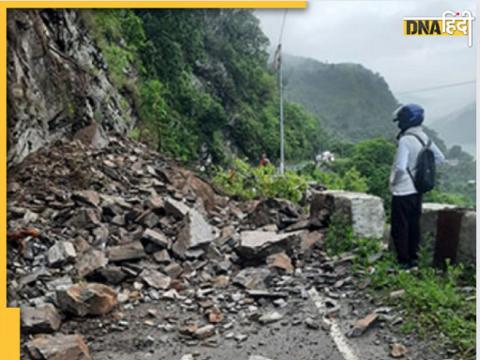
[213,158,308,203]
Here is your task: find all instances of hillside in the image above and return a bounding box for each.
[283,54,399,142]
[7,9,331,167]
[430,103,476,156]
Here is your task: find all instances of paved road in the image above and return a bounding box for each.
[60,289,441,360]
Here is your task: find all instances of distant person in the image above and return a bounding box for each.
[390,104,445,269]
[259,153,271,167]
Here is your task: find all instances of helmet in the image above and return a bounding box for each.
[392,104,424,131]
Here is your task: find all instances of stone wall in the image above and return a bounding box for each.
[421,203,476,266]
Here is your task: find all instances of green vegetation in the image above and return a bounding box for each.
[213,158,308,203]
[81,9,331,163]
[284,54,399,141]
[80,9,473,207]
[308,166,368,193]
[325,215,476,359]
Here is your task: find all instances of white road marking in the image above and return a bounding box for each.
[308,288,359,360]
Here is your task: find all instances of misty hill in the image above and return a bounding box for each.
[430,103,476,156]
[283,54,399,142]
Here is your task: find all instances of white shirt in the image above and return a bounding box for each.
[389,126,445,196]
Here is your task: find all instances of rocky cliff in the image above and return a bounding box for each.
[7,9,135,166]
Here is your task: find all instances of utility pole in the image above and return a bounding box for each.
[279,47,285,174]
[278,10,287,175]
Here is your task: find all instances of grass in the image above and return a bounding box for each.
[325,215,476,359]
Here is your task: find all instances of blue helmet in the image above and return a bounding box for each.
[392,104,424,131]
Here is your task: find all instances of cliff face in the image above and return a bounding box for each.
[7,9,135,166]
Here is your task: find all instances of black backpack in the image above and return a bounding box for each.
[404,133,436,194]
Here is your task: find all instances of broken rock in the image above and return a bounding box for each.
[258,311,283,324]
[163,262,183,278]
[21,304,62,334]
[107,242,146,262]
[76,249,108,278]
[67,208,100,229]
[146,194,164,210]
[95,266,127,285]
[390,343,408,358]
[233,267,271,290]
[165,198,190,219]
[266,252,294,274]
[153,249,171,264]
[194,324,215,339]
[57,283,118,317]
[47,242,77,267]
[236,231,300,260]
[172,209,216,258]
[26,333,91,360]
[244,198,300,229]
[140,269,171,290]
[348,313,378,337]
[389,289,405,300]
[207,307,224,324]
[72,190,101,207]
[142,229,170,249]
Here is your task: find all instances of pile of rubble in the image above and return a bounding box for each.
[8,135,343,359]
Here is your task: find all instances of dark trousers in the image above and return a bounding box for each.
[391,194,422,264]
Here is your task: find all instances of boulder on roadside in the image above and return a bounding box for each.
[56,283,117,317]
[235,231,301,260]
[172,209,216,258]
[26,333,91,360]
[21,304,62,334]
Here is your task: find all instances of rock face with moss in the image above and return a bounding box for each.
[7,9,134,166]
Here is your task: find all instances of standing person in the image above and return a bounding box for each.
[390,104,445,269]
[259,153,271,167]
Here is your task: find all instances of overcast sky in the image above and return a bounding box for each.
[256,0,476,123]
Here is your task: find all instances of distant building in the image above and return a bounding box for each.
[316,151,335,165]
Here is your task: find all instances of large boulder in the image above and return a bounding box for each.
[235,231,301,260]
[310,190,385,239]
[244,198,301,230]
[21,304,62,334]
[172,209,216,258]
[26,333,91,360]
[56,283,117,317]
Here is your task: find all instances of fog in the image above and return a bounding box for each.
[256,0,476,123]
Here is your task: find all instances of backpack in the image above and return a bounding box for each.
[404,133,436,194]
